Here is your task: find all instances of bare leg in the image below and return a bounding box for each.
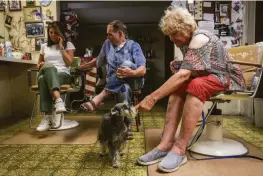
[92,89,112,105]
[171,94,204,155]
[157,92,185,151]
[81,89,112,111]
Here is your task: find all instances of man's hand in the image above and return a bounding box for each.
[37,61,45,69]
[117,66,135,78]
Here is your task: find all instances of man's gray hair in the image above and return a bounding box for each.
[108,20,128,39]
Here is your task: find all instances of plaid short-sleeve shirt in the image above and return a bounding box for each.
[179,30,246,91]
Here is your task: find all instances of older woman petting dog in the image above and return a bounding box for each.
[136,7,246,173]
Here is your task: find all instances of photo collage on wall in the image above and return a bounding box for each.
[171,0,244,48]
[22,0,53,52]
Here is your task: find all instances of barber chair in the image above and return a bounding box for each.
[27,57,82,130]
[189,44,263,156]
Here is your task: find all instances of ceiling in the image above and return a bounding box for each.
[62,1,172,24]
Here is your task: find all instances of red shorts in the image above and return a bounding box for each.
[177,75,229,103]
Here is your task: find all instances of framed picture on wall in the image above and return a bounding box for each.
[26,0,35,6]
[8,0,21,11]
[220,4,229,17]
[25,22,45,38]
[0,0,6,11]
[23,6,42,22]
[5,14,13,28]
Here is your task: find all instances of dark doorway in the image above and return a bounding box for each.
[255,1,263,43]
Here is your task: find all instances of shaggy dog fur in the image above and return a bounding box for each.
[98,102,137,168]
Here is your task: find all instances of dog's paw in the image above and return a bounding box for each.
[112,163,120,168]
[99,153,106,157]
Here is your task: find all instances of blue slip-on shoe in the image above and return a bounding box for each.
[158,151,187,173]
[137,148,169,166]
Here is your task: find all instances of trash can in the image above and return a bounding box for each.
[254,98,263,127]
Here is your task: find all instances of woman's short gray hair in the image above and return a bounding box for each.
[159,6,197,37]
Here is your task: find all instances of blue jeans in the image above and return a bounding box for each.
[115,60,138,125]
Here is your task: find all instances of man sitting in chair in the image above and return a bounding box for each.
[79,20,146,139]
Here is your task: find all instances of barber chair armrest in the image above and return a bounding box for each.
[230,60,262,67]
[27,68,39,87]
[70,67,84,89]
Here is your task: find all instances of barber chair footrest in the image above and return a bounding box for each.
[49,119,79,131]
[190,138,248,156]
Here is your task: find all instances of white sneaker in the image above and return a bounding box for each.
[36,115,52,132]
[51,112,64,129]
[54,98,66,113]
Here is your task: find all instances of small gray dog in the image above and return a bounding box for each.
[98,102,137,168]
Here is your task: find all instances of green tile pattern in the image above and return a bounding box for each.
[1,106,263,175]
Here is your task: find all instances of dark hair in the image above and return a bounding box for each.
[108,20,128,39]
[47,21,67,48]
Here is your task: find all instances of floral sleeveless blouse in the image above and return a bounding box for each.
[179,30,246,91]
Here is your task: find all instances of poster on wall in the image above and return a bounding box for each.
[171,0,186,9]
[220,4,229,17]
[23,6,42,22]
[198,21,214,33]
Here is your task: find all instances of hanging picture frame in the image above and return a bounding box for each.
[23,6,42,22]
[25,22,45,38]
[26,0,35,6]
[8,0,21,11]
[0,0,6,11]
[5,14,13,28]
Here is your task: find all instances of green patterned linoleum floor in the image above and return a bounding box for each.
[0,105,263,176]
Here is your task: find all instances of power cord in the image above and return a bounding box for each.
[187,110,263,162]
[189,150,263,161]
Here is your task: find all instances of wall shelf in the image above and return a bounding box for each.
[0,57,37,65]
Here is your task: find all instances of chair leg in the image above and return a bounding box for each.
[132,92,141,132]
[135,113,141,132]
[29,93,39,129]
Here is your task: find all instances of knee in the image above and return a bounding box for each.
[41,65,57,72]
[120,60,136,70]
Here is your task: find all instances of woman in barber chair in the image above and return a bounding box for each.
[136,7,246,173]
[36,21,75,132]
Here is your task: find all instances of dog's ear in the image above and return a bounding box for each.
[110,108,118,116]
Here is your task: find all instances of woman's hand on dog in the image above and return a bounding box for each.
[135,94,157,112]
